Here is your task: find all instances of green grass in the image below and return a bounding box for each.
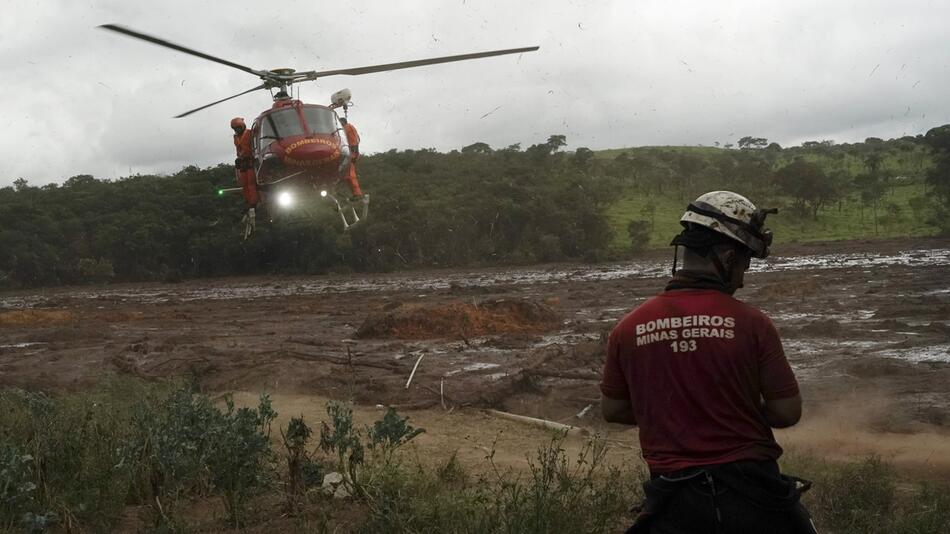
[607,181,940,251]
[782,452,950,534]
[3,379,949,533]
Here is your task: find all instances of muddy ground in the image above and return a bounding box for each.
[2,237,950,479]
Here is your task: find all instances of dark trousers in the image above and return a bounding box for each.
[628,460,817,534]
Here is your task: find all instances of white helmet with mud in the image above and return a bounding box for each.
[678,191,777,259]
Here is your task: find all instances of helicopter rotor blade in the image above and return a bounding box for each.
[174,84,268,118]
[99,24,264,77]
[300,46,540,79]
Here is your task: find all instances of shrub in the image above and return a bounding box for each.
[0,383,145,532]
[356,433,637,534]
[627,219,652,251]
[318,403,424,500]
[124,387,277,528]
[282,416,317,511]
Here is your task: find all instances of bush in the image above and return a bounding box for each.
[627,219,652,251]
[786,454,950,534]
[124,387,277,528]
[0,383,147,532]
[356,433,636,534]
[3,379,948,533]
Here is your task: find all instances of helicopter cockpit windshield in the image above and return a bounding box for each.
[301,106,337,135]
[259,106,338,150]
[260,108,305,147]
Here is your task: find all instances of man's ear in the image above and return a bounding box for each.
[719,247,737,269]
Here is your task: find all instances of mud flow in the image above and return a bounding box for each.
[2,238,949,476]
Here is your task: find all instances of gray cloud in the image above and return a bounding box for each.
[1,0,948,186]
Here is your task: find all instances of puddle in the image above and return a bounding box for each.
[876,344,950,364]
[3,247,948,308]
[445,362,501,376]
[533,332,601,348]
[770,312,824,322]
[0,342,48,349]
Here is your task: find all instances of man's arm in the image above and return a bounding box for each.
[762,394,801,428]
[600,327,636,425]
[601,395,637,425]
[757,316,802,428]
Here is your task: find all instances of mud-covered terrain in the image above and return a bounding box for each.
[2,238,949,477]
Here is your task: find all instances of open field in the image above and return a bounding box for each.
[607,181,939,250]
[2,237,950,530]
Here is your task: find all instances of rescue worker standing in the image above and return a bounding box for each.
[231,117,259,218]
[600,191,816,533]
[339,117,364,200]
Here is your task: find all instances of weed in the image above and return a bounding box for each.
[357,432,636,534]
[436,451,469,485]
[123,386,277,528]
[207,395,277,527]
[786,453,950,534]
[3,379,947,533]
[367,408,425,461]
[281,416,318,511]
[318,402,366,495]
[0,382,145,532]
[0,442,44,531]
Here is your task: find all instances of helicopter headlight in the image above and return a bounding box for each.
[320,190,328,197]
[277,191,294,208]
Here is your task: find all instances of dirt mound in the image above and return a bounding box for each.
[356,298,559,339]
[0,309,74,326]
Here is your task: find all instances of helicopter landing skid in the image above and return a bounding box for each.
[324,193,369,231]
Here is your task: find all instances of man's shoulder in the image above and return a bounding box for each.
[612,294,667,332]
[725,295,773,321]
[613,290,774,329]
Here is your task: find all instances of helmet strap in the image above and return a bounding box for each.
[708,249,732,286]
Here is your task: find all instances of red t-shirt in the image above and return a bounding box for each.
[600,289,799,474]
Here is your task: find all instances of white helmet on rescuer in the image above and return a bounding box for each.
[679,191,777,258]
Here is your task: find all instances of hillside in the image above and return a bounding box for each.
[1,128,949,288]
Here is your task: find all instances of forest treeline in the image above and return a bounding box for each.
[2,126,949,288]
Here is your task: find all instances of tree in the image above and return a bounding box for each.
[775,158,837,220]
[924,124,950,204]
[737,136,768,149]
[571,147,595,167]
[627,219,651,251]
[546,134,567,153]
[461,142,492,155]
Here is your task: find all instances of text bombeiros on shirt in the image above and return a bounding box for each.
[635,315,736,347]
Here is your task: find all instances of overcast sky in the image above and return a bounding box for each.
[1,0,948,186]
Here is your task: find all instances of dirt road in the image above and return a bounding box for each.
[2,237,949,477]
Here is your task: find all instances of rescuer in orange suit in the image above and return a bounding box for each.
[231,117,259,214]
[339,117,364,200]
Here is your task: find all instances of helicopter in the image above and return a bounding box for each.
[99,24,539,237]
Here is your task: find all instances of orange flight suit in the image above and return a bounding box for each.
[343,122,363,197]
[233,129,259,206]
